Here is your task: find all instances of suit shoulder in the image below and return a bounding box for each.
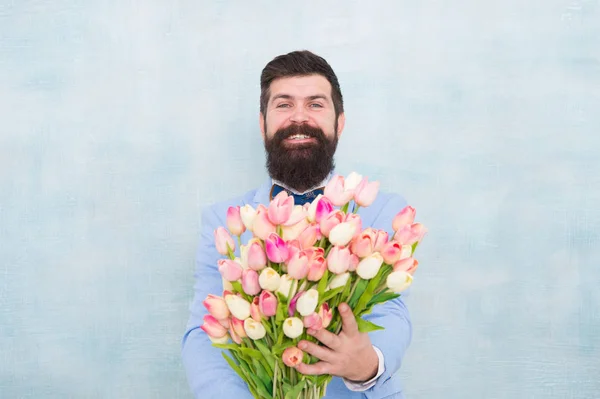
[201,187,258,223]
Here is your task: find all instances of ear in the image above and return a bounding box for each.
[259,112,266,140]
[336,112,346,138]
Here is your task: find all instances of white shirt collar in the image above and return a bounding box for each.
[271,171,334,195]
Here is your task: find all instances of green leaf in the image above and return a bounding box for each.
[254,340,276,374]
[284,379,306,399]
[213,343,265,361]
[348,279,368,308]
[353,277,379,316]
[221,352,247,383]
[318,286,344,306]
[356,317,385,333]
[411,241,419,254]
[367,291,400,307]
[271,340,297,356]
[317,269,329,296]
[252,358,273,397]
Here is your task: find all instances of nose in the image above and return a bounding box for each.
[289,108,309,124]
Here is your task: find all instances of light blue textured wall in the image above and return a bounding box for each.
[1,1,599,398]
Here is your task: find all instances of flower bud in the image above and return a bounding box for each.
[296,289,319,316]
[244,318,267,340]
[225,294,251,320]
[283,317,304,339]
[258,267,281,291]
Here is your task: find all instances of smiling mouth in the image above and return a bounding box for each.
[283,134,318,145]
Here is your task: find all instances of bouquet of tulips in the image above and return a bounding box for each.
[200,172,426,399]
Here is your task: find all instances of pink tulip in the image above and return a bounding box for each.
[393,257,419,275]
[307,195,334,223]
[327,246,351,274]
[250,297,263,322]
[218,317,231,329]
[202,294,230,320]
[265,233,289,263]
[268,190,294,225]
[373,230,389,252]
[381,241,404,264]
[288,290,304,317]
[214,227,235,255]
[392,205,416,231]
[259,290,278,317]
[226,206,245,236]
[286,240,302,262]
[253,205,277,240]
[303,312,323,330]
[304,247,324,260]
[350,233,374,258]
[348,254,359,272]
[229,325,242,344]
[218,259,243,282]
[282,218,310,241]
[283,205,308,227]
[307,255,327,281]
[282,346,304,367]
[231,316,247,339]
[354,177,380,207]
[319,210,344,237]
[344,213,362,239]
[394,223,428,246]
[200,315,228,338]
[287,250,310,280]
[247,241,267,271]
[324,175,354,206]
[318,303,333,328]
[297,223,319,249]
[241,269,261,295]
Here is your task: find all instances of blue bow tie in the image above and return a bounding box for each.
[270,184,324,205]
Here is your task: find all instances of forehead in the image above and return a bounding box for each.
[268,75,332,101]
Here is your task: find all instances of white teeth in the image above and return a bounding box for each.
[290,134,309,140]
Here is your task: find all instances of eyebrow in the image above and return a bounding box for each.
[270,94,329,103]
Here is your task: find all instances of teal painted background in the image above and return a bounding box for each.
[1,1,599,398]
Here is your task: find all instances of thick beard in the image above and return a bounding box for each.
[264,123,338,193]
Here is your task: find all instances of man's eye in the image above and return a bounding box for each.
[276,103,291,108]
[309,103,323,108]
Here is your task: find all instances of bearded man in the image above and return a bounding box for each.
[182,50,412,399]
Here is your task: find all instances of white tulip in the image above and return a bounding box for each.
[307,194,324,222]
[276,274,298,299]
[386,271,413,293]
[399,244,412,261]
[328,222,356,246]
[344,172,363,191]
[240,205,257,231]
[239,245,249,269]
[327,272,350,290]
[244,318,266,340]
[296,289,319,316]
[209,334,230,344]
[259,267,281,291]
[283,317,304,339]
[222,277,233,292]
[225,295,251,320]
[356,252,384,280]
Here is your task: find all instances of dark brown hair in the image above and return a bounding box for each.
[260,50,344,117]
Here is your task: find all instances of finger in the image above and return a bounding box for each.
[339,303,359,337]
[307,327,341,350]
[295,361,334,376]
[298,340,335,363]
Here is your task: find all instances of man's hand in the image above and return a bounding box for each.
[295,303,379,382]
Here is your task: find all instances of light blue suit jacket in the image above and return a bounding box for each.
[182,177,412,399]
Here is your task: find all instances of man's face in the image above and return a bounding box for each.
[260,75,345,192]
